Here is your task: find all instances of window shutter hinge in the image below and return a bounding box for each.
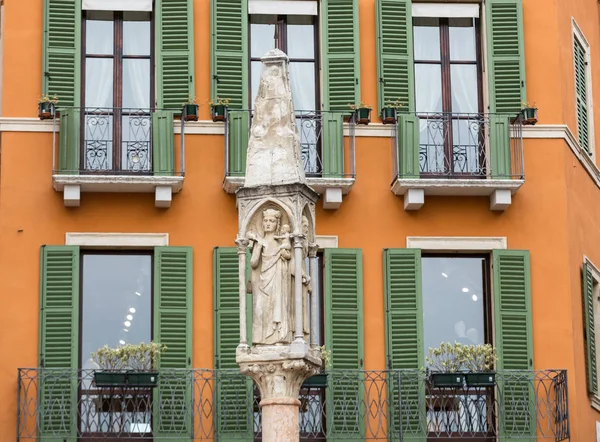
[190,75,193,83]
[359,358,363,367]
[379,77,385,84]
[521,80,525,87]
[40,358,44,368]
[188,356,191,365]
[355,78,359,85]
[44,71,50,78]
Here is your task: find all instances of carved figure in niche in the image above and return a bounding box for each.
[275,224,292,259]
[291,216,312,340]
[247,209,294,344]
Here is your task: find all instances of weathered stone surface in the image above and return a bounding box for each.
[244,49,306,188]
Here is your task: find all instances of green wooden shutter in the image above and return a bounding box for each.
[493,250,534,442]
[156,0,194,109]
[383,248,425,442]
[486,0,526,115]
[321,0,360,111]
[322,112,344,177]
[490,114,511,179]
[39,245,80,442]
[226,110,250,177]
[213,247,253,441]
[42,0,81,108]
[376,0,414,114]
[583,263,598,395]
[211,0,248,109]
[574,36,591,154]
[154,246,193,441]
[152,110,175,176]
[58,108,80,174]
[397,113,420,179]
[324,249,364,440]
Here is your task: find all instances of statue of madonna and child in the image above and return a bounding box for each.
[246,208,312,345]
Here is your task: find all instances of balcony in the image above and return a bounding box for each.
[51,108,186,208]
[223,109,356,209]
[392,112,525,211]
[17,368,569,440]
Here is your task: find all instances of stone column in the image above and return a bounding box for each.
[292,234,306,348]
[235,237,249,351]
[308,243,319,348]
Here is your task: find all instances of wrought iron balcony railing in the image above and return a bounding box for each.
[17,368,569,440]
[392,112,524,181]
[224,109,356,179]
[52,107,185,176]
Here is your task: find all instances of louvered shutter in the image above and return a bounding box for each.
[211,0,248,109]
[376,0,414,114]
[213,247,253,441]
[156,0,194,109]
[321,0,360,111]
[154,246,193,441]
[486,0,526,115]
[58,108,80,174]
[42,0,81,108]
[152,110,175,176]
[383,248,425,442]
[39,245,80,442]
[324,249,364,439]
[226,110,250,177]
[493,250,535,442]
[489,114,511,179]
[574,37,590,154]
[397,113,420,179]
[321,112,344,177]
[583,263,598,395]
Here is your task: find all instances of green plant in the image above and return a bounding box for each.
[182,96,197,106]
[461,343,497,372]
[426,342,497,373]
[426,341,464,373]
[522,100,537,109]
[39,94,59,104]
[384,98,406,109]
[209,97,230,106]
[320,345,333,369]
[92,342,167,371]
[348,102,372,110]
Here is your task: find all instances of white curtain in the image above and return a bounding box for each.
[82,0,152,11]
[248,0,317,15]
[85,59,113,108]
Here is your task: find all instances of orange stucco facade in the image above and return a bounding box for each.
[2,0,600,441]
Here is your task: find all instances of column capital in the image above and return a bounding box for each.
[235,237,250,252]
[308,243,319,257]
[291,233,306,247]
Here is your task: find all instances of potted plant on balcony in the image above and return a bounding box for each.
[520,101,538,125]
[426,341,466,387]
[462,343,497,387]
[210,97,230,122]
[182,96,199,122]
[381,98,405,125]
[349,102,372,125]
[92,341,167,387]
[38,94,59,120]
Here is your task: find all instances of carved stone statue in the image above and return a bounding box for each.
[291,216,311,340]
[247,208,294,344]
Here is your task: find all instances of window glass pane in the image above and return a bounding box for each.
[251,16,276,58]
[123,59,150,109]
[449,18,477,61]
[81,254,152,370]
[123,13,151,56]
[422,257,486,360]
[86,12,113,55]
[287,16,314,59]
[251,61,262,108]
[289,62,316,110]
[413,18,440,61]
[122,114,152,172]
[451,64,478,113]
[415,64,442,113]
[85,58,113,108]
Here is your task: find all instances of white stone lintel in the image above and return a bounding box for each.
[489,188,512,211]
[404,188,424,211]
[65,232,169,248]
[406,236,508,251]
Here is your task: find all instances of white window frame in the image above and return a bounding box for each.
[572,19,595,159]
[584,257,600,411]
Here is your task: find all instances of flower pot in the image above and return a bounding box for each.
[354,108,371,125]
[211,104,227,122]
[183,104,199,122]
[38,102,56,120]
[430,372,465,388]
[94,371,128,387]
[127,371,159,387]
[465,372,495,387]
[381,107,397,124]
[521,107,538,125]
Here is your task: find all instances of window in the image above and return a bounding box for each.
[573,21,594,156]
[249,14,322,174]
[82,11,153,173]
[413,12,484,176]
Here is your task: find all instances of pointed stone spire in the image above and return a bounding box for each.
[244,49,306,188]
